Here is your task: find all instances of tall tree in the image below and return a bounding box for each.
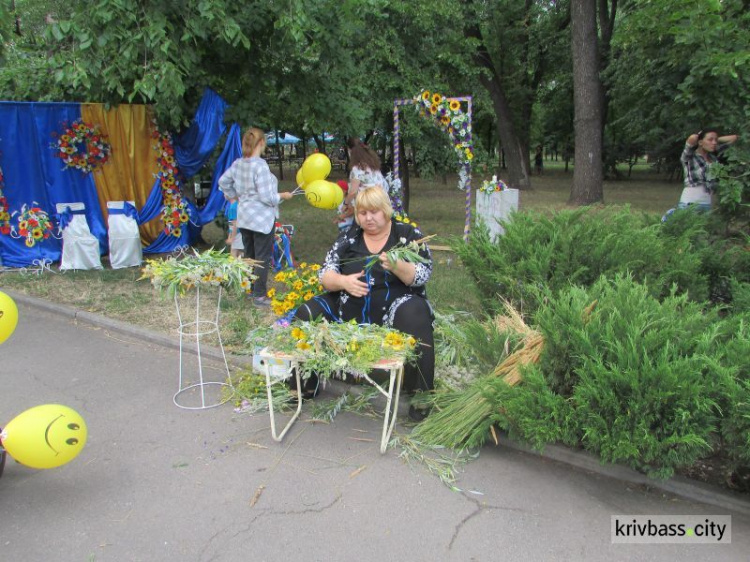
[569,0,603,204]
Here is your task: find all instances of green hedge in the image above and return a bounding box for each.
[455,206,747,315]
[453,207,750,480]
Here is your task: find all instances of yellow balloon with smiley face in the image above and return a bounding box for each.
[0,290,19,345]
[1,404,87,469]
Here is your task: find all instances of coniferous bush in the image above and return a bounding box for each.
[495,275,727,478]
[455,207,715,315]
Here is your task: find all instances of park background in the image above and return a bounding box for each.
[1,1,749,492]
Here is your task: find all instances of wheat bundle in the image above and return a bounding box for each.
[412,301,544,449]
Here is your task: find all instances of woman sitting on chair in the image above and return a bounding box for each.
[294,188,434,420]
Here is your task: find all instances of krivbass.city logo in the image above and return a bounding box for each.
[611,515,731,544]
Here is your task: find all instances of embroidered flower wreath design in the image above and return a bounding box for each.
[52,120,112,173]
[12,203,55,248]
[152,122,189,238]
[0,164,10,236]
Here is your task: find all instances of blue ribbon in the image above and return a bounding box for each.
[57,206,86,231]
[108,202,139,222]
[313,295,340,323]
[272,232,295,272]
[361,270,372,324]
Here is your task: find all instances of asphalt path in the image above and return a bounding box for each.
[1,298,748,561]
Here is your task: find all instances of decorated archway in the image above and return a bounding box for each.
[392,90,473,239]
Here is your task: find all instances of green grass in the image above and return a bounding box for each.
[1,167,681,352]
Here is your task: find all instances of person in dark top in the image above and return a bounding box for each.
[294,188,434,420]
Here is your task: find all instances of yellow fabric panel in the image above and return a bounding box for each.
[80,104,162,244]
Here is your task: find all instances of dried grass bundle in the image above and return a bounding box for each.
[491,301,544,386]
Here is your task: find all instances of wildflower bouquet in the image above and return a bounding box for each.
[140,248,258,297]
[479,175,509,194]
[265,318,419,378]
[269,262,324,317]
[362,235,433,273]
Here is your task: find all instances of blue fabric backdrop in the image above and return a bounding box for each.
[0,89,239,266]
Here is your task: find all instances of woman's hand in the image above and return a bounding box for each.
[379,253,416,285]
[341,270,369,297]
[378,253,399,273]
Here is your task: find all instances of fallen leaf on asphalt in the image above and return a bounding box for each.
[250,485,265,507]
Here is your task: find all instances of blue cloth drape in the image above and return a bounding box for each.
[0,102,107,267]
[0,90,237,266]
[173,88,228,178]
[141,121,240,254]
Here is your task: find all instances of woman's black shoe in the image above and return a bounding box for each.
[290,373,320,400]
[408,405,429,422]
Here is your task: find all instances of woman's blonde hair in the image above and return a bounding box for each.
[242,127,266,158]
[354,187,393,225]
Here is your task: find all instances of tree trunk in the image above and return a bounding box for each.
[400,141,410,214]
[569,0,603,205]
[479,74,531,189]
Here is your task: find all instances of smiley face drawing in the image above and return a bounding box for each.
[0,404,87,469]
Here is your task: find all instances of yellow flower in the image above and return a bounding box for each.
[347,340,359,352]
[421,90,431,101]
[299,262,308,269]
[406,336,417,348]
[32,228,43,239]
[287,291,300,302]
[19,220,28,230]
[303,292,314,300]
[172,227,182,237]
[293,280,304,291]
[25,238,34,247]
[432,93,443,105]
[274,272,287,282]
[441,116,450,126]
[449,100,461,112]
[429,104,438,115]
[291,327,306,340]
[296,341,311,351]
[267,288,276,298]
[466,150,474,161]
[310,264,321,271]
[179,213,189,223]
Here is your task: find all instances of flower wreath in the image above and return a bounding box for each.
[12,203,55,247]
[51,120,112,173]
[414,90,473,170]
[478,175,509,194]
[0,164,10,236]
[151,123,190,238]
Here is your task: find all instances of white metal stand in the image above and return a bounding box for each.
[173,286,233,410]
[259,347,404,453]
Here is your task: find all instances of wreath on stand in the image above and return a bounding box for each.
[51,120,112,173]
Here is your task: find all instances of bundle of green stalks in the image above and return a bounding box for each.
[412,302,544,449]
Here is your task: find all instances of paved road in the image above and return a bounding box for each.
[1,299,748,561]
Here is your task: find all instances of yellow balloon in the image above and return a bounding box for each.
[1,404,88,469]
[0,290,19,345]
[305,180,344,210]
[296,168,306,189]
[300,153,332,182]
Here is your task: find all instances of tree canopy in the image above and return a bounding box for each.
[1,0,747,203]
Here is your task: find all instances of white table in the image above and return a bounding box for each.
[258,347,405,453]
